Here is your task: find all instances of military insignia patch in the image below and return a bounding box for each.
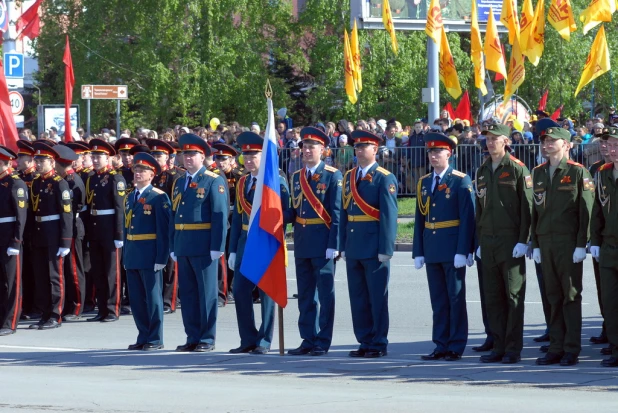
[17,188,25,198]
[62,190,70,200]
[63,204,71,213]
[218,185,225,194]
[389,183,396,194]
[524,175,532,188]
[337,180,342,187]
[560,176,572,184]
[584,177,594,191]
[117,181,126,191]
[499,172,510,179]
[18,200,25,208]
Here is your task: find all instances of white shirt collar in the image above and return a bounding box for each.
[433,168,448,181]
[134,184,151,196]
[359,161,376,177]
[306,162,321,175]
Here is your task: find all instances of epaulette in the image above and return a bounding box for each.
[53,175,62,182]
[231,168,244,177]
[152,188,165,194]
[292,169,301,177]
[11,174,21,180]
[324,165,338,172]
[420,173,432,180]
[534,162,547,170]
[66,174,74,181]
[169,169,177,175]
[599,162,614,171]
[109,170,117,175]
[204,170,219,178]
[567,160,585,168]
[451,170,466,178]
[510,156,525,167]
[376,166,391,176]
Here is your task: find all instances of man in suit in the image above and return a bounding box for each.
[227,132,290,354]
[284,127,342,356]
[0,146,27,336]
[124,152,171,351]
[340,130,398,358]
[170,134,227,352]
[413,132,475,361]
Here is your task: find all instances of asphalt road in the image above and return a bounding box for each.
[1,253,617,412]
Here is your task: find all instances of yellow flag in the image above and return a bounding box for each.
[471,0,487,95]
[501,0,521,45]
[580,0,616,34]
[351,19,363,93]
[485,7,508,80]
[504,36,526,103]
[520,0,534,55]
[548,0,577,41]
[426,0,443,46]
[526,0,546,66]
[382,0,398,55]
[575,24,611,96]
[344,29,357,104]
[439,28,462,99]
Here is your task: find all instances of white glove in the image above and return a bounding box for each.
[532,248,541,264]
[512,243,528,259]
[341,251,346,261]
[414,256,425,269]
[476,246,481,259]
[154,263,166,272]
[6,247,19,256]
[114,240,123,249]
[590,246,600,262]
[228,252,236,270]
[573,247,587,263]
[210,250,223,261]
[325,249,339,260]
[57,248,70,257]
[466,253,474,267]
[170,252,177,262]
[378,254,391,262]
[454,254,467,268]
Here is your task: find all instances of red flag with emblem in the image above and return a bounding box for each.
[63,35,75,142]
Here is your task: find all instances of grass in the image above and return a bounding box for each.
[396,221,414,242]
[397,197,416,216]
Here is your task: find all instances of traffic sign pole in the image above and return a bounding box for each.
[86,99,91,137]
[116,99,121,140]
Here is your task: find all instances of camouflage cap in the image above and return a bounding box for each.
[541,126,571,142]
[481,123,511,137]
[602,127,618,140]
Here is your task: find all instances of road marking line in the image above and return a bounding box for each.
[0,345,87,352]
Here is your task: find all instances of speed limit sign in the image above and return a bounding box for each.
[8,91,23,116]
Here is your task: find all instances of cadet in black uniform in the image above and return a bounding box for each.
[85,139,127,322]
[0,146,27,336]
[115,138,139,187]
[29,142,73,330]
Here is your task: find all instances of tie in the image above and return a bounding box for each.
[356,169,362,185]
[185,175,192,192]
[432,175,440,195]
[307,170,312,181]
[134,190,140,204]
[247,177,256,194]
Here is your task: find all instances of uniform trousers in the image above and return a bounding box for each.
[83,238,96,310]
[534,262,551,335]
[89,241,121,318]
[539,236,583,355]
[346,258,389,352]
[0,249,22,330]
[425,262,468,354]
[593,258,606,335]
[127,269,164,345]
[31,246,65,323]
[177,255,218,345]
[601,266,618,359]
[475,256,494,345]
[162,256,178,311]
[232,269,274,348]
[63,238,85,316]
[295,257,335,350]
[21,241,38,315]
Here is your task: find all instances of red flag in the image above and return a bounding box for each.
[454,91,472,122]
[0,62,19,152]
[495,45,507,81]
[16,0,43,40]
[63,35,75,142]
[442,102,455,119]
[550,105,563,121]
[538,90,549,111]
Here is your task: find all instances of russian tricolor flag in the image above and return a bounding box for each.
[240,97,288,308]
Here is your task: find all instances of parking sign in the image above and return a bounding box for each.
[4,53,24,78]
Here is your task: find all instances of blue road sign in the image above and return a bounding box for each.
[4,53,24,78]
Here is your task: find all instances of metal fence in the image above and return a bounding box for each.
[277,142,603,196]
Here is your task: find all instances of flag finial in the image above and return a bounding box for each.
[265,79,273,99]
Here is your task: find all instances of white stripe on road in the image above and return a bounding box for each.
[0,345,87,352]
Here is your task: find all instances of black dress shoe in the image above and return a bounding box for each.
[0,328,15,336]
[349,348,367,358]
[288,346,312,356]
[364,349,387,358]
[602,356,618,367]
[103,314,119,322]
[163,307,172,315]
[176,343,198,352]
[120,306,132,315]
[421,350,446,361]
[590,332,608,344]
[20,313,32,321]
[472,341,494,352]
[218,299,226,308]
[250,346,269,355]
[480,352,504,363]
[539,344,549,353]
[444,351,462,361]
[87,314,105,322]
[560,352,578,366]
[39,320,61,330]
[310,346,328,356]
[502,353,521,364]
[83,305,96,313]
[29,321,44,329]
[601,346,613,355]
[253,297,261,304]
[26,312,43,321]
[292,294,298,299]
[128,343,144,350]
[536,352,563,365]
[226,294,235,304]
[143,343,164,351]
[194,343,215,352]
[229,345,257,354]
[62,314,81,322]
[533,333,550,342]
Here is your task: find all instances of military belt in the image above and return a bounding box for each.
[348,214,378,222]
[35,214,60,222]
[127,234,157,241]
[242,224,249,231]
[175,223,211,230]
[0,216,16,223]
[295,217,325,225]
[425,220,460,230]
[91,208,115,216]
